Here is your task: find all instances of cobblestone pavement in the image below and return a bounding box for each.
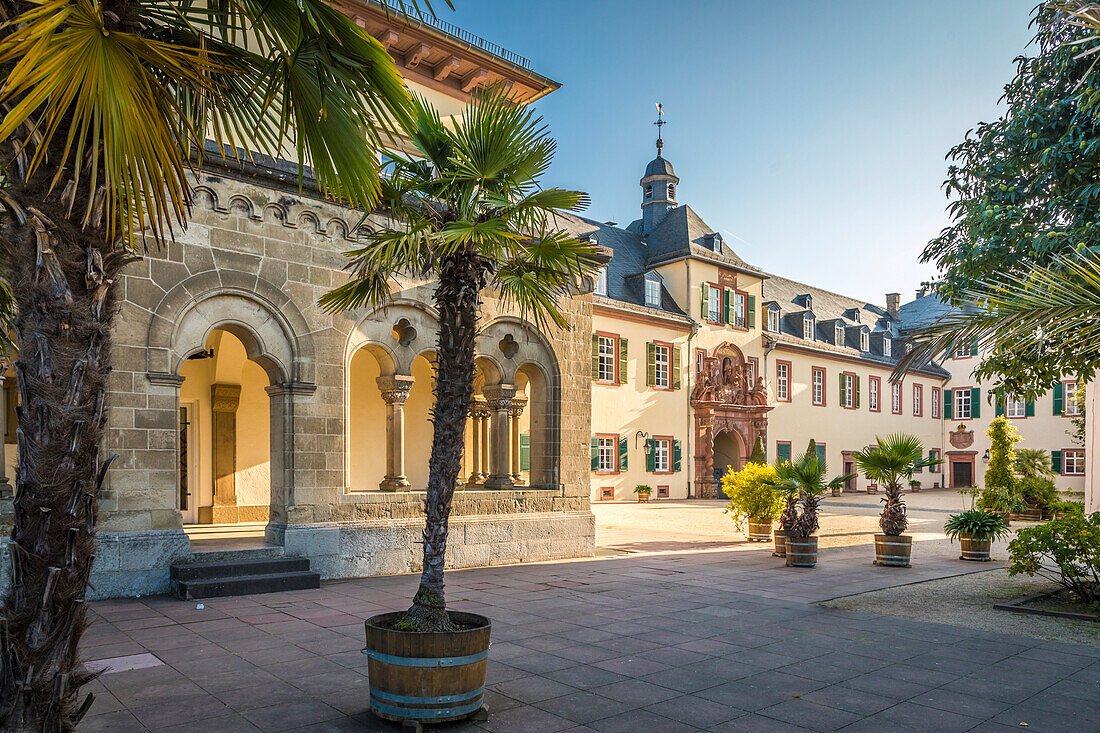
[79,508,1100,733]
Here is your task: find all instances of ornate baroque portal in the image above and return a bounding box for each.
[691,343,772,499]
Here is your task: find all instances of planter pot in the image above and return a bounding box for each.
[785,535,818,568]
[364,612,491,725]
[831,487,842,497]
[909,485,921,493]
[636,494,650,503]
[958,533,992,562]
[867,484,878,495]
[874,534,912,568]
[1055,511,1066,520]
[746,520,772,542]
[992,510,1011,527]
[773,528,789,557]
[1010,506,1043,522]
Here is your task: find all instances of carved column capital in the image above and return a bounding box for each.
[483,383,517,412]
[376,374,414,405]
[210,383,242,412]
[508,396,528,419]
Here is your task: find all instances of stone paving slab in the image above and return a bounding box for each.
[75,540,1100,732]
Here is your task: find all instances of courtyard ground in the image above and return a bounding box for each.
[80,492,1099,732]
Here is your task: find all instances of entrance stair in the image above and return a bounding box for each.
[170,553,321,600]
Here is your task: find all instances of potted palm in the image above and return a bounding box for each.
[909,479,922,493]
[322,91,596,725]
[856,434,940,568]
[634,485,654,503]
[944,508,1011,561]
[773,485,797,557]
[772,448,851,568]
[722,462,781,542]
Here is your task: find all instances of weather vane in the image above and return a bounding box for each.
[654,102,665,155]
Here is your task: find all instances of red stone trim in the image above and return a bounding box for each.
[1062,448,1086,476]
[594,432,620,475]
[869,375,882,413]
[652,434,674,474]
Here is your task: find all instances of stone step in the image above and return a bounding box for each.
[171,556,309,582]
[174,570,321,600]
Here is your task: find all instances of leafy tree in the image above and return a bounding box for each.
[770,448,851,539]
[320,91,597,631]
[0,0,414,726]
[722,462,781,530]
[749,435,766,464]
[1009,511,1100,605]
[855,434,940,536]
[986,417,1022,499]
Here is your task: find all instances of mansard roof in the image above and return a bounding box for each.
[644,205,760,273]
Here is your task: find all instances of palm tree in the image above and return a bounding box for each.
[1015,448,1056,479]
[771,448,851,538]
[855,434,940,537]
[320,90,598,631]
[0,1,414,727]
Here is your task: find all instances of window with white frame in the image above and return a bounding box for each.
[953,343,971,359]
[654,439,670,472]
[835,324,845,345]
[913,384,922,416]
[734,293,746,328]
[708,285,720,323]
[955,389,972,419]
[768,309,780,333]
[1006,394,1026,418]
[930,448,941,473]
[869,378,879,411]
[1066,382,1082,415]
[653,344,670,388]
[803,316,814,340]
[1064,449,1085,475]
[595,266,607,296]
[883,338,892,357]
[597,437,615,472]
[812,368,825,405]
[860,330,869,351]
[645,277,661,307]
[892,382,901,413]
[777,362,789,401]
[747,358,757,385]
[842,373,854,408]
[932,387,941,418]
[597,336,616,383]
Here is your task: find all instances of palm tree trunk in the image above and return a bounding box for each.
[0,191,125,730]
[403,250,487,632]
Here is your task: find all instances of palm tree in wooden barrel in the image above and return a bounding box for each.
[856,434,940,568]
[771,448,851,568]
[321,89,597,725]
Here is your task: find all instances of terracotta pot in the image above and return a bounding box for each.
[364,612,490,724]
[874,534,912,567]
[785,535,818,568]
[773,528,789,557]
[746,520,772,542]
[958,533,992,562]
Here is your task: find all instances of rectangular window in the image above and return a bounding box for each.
[883,338,892,358]
[892,382,902,414]
[768,309,780,333]
[929,449,941,473]
[953,343,970,359]
[595,267,607,296]
[803,317,814,340]
[596,437,615,473]
[696,348,706,375]
[776,361,791,402]
[859,331,869,351]
[645,278,661,307]
[1065,381,1082,415]
[708,284,720,323]
[657,485,669,498]
[747,357,758,386]
[913,384,923,417]
[869,376,880,412]
[776,441,792,463]
[653,344,670,389]
[842,373,854,409]
[835,324,845,345]
[600,487,613,500]
[654,439,670,473]
[812,367,825,406]
[932,387,941,419]
[734,293,746,328]
[597,336,616,383]
[955,388,972,420]
[1064,449,1085,475]
[1006,394,1026,419]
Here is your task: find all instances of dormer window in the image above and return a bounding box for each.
[768,308,780,333]
[584,232,599,245]
[797,294,812,310]
[847,308,861,323]
[644,184,652,200]
[644,274,661,308]
[859,330,869,351]
[711,233,723,253]
[803,315,814,340]
[595,266,607,296]
[835,324,844,346]
[883,337,892,357]
[667,183,675,199]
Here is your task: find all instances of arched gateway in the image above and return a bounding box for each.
[691,343,772,499]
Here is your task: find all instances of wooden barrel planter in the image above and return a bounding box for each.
[873,534,912,567]
[747,520,772,542]
[1010,506,1043,522]
[958,533,992,562]
[995,510,1011,527]
[785,535,818,568]
[364,612,491,725]
[773,528,789,557]
[867,484,878,495]
[831,487,842,497]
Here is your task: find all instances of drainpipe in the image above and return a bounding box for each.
[685,258,698,498]
[763,335,777,460]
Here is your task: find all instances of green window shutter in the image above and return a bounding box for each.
[672,439,682,472]
[591,335,599,381]
[618,437,628,471]
[777,443,791,463]
[839,373,847,406]
[723,289,732,324]
[591,437,599,471]
[944,389,953,420]
[701,286,709,319]
[1052,450,1063,474]
[816,445,826,464]
[970,387,981,419]
[618,338,628,384]
[970,343,978,357]
[646,342,656,386]
[854,375,861,409]
[1025,399,1035,417]
[747,295,756,329]
[672,347,682,390]
[1053,382,1064,415]
[995,391,1004,418]
[645,439,655,472]
[520,433,531,471]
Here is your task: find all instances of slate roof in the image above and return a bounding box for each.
[897,292,961,331]
[645,205,760,273]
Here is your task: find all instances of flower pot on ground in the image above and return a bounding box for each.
[873,534,913,567]
[831,486,842,497]
[364,612,491,724]
[867,483,878,494]
[772,443,852,570]
[944,508,1011,562]
[722,462,782,543]
[772,528,789,557]
[909,480,921,493]
[786,535,818,567]
[634,485,653,503]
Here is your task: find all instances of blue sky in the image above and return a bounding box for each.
[441,0,1038,306]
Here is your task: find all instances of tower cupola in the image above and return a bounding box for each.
[640,103,679,235]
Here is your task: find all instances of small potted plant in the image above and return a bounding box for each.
[978,484,1024,527]
[1018,476,1058,520]
[773,447,851,568]
[1049,499,1084,520]
[634,484,653,503]
[722,462,781,542]
[773,485,797,557]
[909,479,921,493]
[867,483,878,494]
[944,508,1011,561]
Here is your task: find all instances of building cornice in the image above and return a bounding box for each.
[766,334,949,381]
[593,298,693,331]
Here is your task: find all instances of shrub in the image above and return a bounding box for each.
[1008,512,1100,606]
[1014,448,1054,479]
[1018,476,1059,512]
[633,485,652,495]
[1049,499,1085,516]
[749,436,766,464]
[943,508,1011,542]
[723,463,781,531]
[978,483,1028,513]
[985,417,1020,497]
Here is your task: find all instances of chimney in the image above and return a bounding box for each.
[886,293,900,319]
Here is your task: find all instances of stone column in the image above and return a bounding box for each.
[482,384,517,489]
[466,400,483,487]
[478,405,490,482]
[377,375,414,491]
[210,383,242,523]
[0,374,11,499]
[509,397,527,484]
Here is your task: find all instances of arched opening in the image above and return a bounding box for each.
[712,430,742,483]
[404,353,436,489]
[178,329,272,525]
[516,362,554,487]
[347,346,388,491]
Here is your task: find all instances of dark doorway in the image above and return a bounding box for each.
[951,461,973,489]
[843,460,855,492]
